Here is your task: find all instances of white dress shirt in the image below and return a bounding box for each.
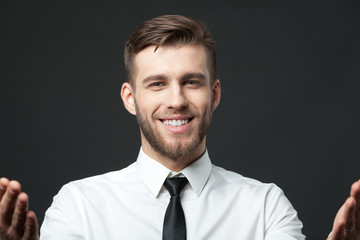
[40,149,305,240]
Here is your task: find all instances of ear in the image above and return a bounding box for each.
[211,79,221,111]
[121,82,136,115]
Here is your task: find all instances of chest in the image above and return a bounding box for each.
[79,188,266,240]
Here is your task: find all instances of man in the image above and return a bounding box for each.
[0,15,359,240]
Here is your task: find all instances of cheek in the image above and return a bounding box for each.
[189,92,212,111]
[135,93,162,116]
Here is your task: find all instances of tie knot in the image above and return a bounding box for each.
[164,178,188,197]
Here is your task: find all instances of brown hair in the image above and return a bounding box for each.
[124,15,216,86]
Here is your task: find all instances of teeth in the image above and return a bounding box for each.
[163,119,189,127]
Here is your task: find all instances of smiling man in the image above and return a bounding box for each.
[0,15,359,240]
[122,44,219,172]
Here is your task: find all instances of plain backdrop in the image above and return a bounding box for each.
[1,0,360,239]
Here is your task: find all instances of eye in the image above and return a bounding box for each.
[184,79,202,88]
[185,80,196,85]
[152,82,164,86]
[147,81,167,90]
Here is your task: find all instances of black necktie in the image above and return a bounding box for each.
[163,177,188,240]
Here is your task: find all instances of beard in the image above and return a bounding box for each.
[135,104,212,160]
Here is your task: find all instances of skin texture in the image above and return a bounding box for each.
[0,178,39,240]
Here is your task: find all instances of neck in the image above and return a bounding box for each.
[141,142,206,172]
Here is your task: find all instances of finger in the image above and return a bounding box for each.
[0,178,10,201]
[350,179,360,231]
[343,197,356,232]
[329,198,355,240]
[329,215,346,240]
[350,179,360,202]
[22,211,39,240]
[0,180,21,226]
[12,192,29,235]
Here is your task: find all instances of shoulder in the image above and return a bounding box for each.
[211,164,265,185]
[58,162,138,197]
[209,165,295,216]
[210,164,282,196]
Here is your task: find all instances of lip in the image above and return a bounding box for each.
[160,115,192,120]
[159,117,193,134]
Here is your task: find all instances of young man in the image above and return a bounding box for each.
[0,15,359,240]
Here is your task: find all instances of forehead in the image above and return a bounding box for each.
[133,44,210,84]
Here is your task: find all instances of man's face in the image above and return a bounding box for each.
[123,44,220,164]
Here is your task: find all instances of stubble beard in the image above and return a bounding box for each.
[135,104,212,160]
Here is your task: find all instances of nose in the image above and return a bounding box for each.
[165,84,188,110]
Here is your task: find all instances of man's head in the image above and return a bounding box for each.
[124,15,217,87]
[121,15,221,171]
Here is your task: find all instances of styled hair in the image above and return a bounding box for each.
[124,15,216,86]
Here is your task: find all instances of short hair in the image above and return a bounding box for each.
[124,15,216,86]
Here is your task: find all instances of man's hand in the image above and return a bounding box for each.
[0,178,39,240]
[327,179,360,240]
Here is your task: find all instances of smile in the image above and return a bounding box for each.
[162,119,190,127]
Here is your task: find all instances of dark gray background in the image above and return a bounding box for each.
[1,0,359,239]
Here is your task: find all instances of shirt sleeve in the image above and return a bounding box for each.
[40,183,85,240]
[264,185,306,240]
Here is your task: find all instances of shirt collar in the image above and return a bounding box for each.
[136,148,212,198]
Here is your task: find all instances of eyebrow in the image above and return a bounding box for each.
[180,73,206,81]
[141,73,207,85]
[142,74,167,85]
